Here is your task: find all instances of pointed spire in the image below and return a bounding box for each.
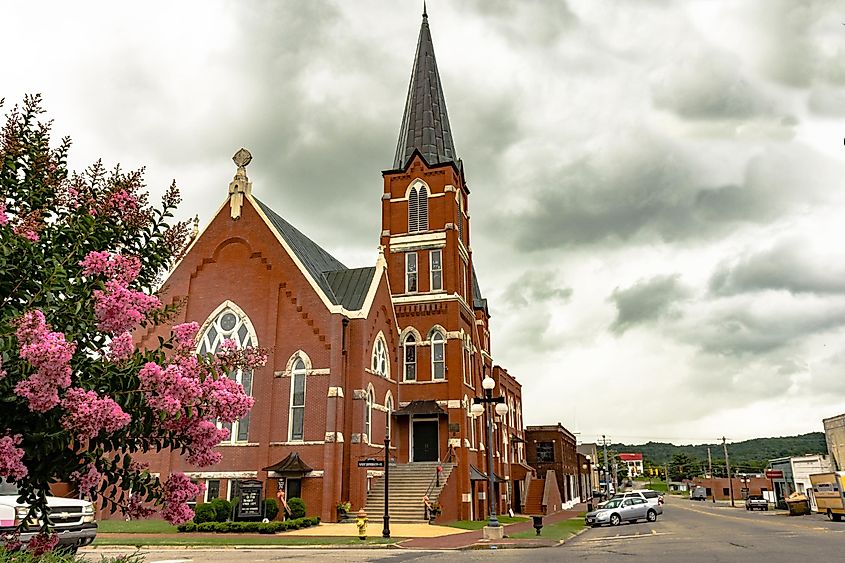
[393,8,457,170]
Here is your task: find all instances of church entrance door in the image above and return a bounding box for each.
[412,419,439,462]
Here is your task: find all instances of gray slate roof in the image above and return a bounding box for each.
[255,197,376,310]
[393,11,458,170]
[472,266,489,314]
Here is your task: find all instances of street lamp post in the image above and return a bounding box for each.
[471,374,509,530]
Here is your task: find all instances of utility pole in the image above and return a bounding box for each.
[665,463,670,489]
[708,447,714,503]
[601,435,610,496]
[722,437,734,507]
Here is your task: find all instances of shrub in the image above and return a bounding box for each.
[193,503,217,524]
[209,498,232,522]
[264,498,279,521]
[288,497,306,519]
[177,522,197,532]
[177,517,317,534]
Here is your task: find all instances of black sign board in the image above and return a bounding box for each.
[357,458,385,468]
[236,480,263,519]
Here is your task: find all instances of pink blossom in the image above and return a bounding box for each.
[0,202,8,226]
[172,322,199,352]
[122,494,157,520]
[138,362,203,416]
[161,473,203,525]
[202,376,254,423]
[93,280,161,334]
[26,531,58,555]
[0,358,6,379]
[184,420,228,467]
[0,434,28,480]
[70,463,102,497]
[108,331,134,361]
[60,387,131,439]
[14,311,76,412]
[79,251,142,285]
[2,531,22,552]
[12,225,38,241]
[105,190,139,216]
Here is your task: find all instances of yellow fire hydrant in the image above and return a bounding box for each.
[355,508,367,540]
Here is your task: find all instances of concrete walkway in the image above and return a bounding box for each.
[283,521,467,538]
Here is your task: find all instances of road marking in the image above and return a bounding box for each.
[583,531,673,542]
[670,502,834,532]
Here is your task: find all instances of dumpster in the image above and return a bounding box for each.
[785,492,810,516]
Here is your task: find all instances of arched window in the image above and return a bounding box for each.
[385,394,394,442]
[372,333,389,378]
[403,333,416,382]
[408,183,429,232]
[408,186,418,232]
[365,386,375,443]
[431,330,445,380]
[289,357,307,441]
[466,395,476,448]
[456,190,464,241]
[417,186,429,231]
[198,304,256,443]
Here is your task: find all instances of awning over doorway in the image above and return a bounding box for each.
[263,452,312,476]
[393,399,446,417]
[510,461,535,481]
[470,465,506,482]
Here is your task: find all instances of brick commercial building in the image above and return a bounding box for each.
[525,424,584,509]
[130,10,529,524]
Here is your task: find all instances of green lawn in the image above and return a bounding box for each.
[644,481,668,493]
[93,536,401,547]
[509,517,584,540]
[446,516,529,530]
[97,519,179,533]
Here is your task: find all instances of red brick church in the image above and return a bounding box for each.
[135,10,531,523]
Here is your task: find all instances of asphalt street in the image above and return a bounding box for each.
[83,495,845,562]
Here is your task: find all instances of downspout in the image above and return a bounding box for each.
[340,317,351,505]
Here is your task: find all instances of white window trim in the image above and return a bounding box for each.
[430,249,442,292]
[406,252,418,294]
[204,479,221,503]
[371,332,389,379]
[385,392,394,442]
[198,301,257,445]
[365,385,375,443]
[431,330,446,380]
[288,357,307,442]
[403,333,417,382]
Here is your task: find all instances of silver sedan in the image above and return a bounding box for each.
[585,497,659,527]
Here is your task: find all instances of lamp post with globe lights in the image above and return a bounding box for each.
[471,372,509,532]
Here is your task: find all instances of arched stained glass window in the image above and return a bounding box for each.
[385,394,394,442]
[372,334,389,378]
[198,305,256,443]
[365,387,374,443]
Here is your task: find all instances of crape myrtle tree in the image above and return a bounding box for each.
[0,96,264,552]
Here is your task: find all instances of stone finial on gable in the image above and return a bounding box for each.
[228,148,253,220]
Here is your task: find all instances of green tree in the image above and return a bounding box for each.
[669,453,701,481]
[0,96,262,549]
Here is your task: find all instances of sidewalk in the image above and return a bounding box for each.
[399,504,586,550]
[94,505,586,551]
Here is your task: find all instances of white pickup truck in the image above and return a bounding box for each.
[0,478,97,552]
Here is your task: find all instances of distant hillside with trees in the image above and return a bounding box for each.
[613,432,827,476]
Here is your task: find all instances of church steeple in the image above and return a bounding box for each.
[393,9,457,170]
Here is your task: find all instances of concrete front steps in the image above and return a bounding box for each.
[363,461,455,524]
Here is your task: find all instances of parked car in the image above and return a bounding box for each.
[745,495,769,511]
[600,490,664,514]
[0,478,97,553]
[585,497,659,527]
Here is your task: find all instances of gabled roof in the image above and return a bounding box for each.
[393,10,458,170]
[325,267,376,311]
[393,400,447,417]
[254,197,378,311]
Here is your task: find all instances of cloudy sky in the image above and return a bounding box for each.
[5,0,845,446]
